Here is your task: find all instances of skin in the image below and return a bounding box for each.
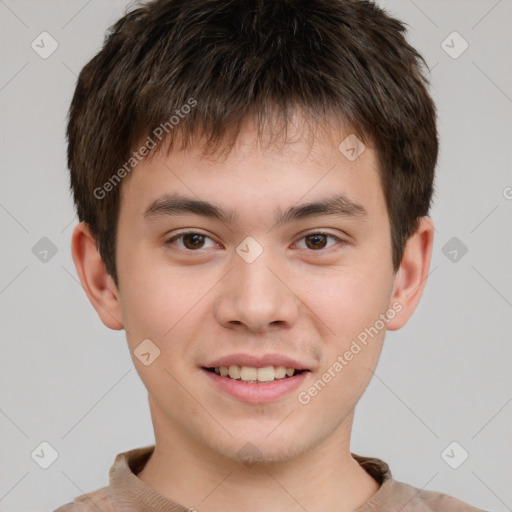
[72,116,433,512]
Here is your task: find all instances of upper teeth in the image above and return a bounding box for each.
[214,365,297,382]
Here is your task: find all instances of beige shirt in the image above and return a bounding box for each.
[54,445,486,511]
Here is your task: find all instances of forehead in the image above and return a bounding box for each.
[133,108,371,170]
[119,116,385,224]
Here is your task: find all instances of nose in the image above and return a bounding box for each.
[213,249,300,333]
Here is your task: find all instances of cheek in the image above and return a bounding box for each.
[303,265,392,341]
[118,256,217,356]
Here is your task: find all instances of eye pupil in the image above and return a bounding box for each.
[183,233,205,249]
[306,234,327,250]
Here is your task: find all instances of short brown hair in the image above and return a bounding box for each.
[67,0,438,286]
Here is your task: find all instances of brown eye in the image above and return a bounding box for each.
[182,233,205,249]
[166,232,217,251]
[305,234,328,249]
[297,232,342,251]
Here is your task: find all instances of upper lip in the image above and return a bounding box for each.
[203,353,311,371]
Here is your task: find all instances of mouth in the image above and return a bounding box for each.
[201,356,311,403]
[203,365,307,383]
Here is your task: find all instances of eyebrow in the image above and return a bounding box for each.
[143,193,368,225]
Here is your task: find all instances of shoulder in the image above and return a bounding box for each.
[392,480,488,511]
[52,486,114,512]
[352,453,488,511]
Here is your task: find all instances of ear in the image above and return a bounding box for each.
[386,216,434,331]
[71,222,124,330]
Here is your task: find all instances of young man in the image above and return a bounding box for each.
[55,0,486,510]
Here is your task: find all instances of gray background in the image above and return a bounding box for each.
[1,0,511,511]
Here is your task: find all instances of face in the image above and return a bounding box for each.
[114,119,400,463]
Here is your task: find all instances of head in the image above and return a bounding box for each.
[69,0,437,463]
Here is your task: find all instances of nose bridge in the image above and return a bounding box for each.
[214,243,299,331]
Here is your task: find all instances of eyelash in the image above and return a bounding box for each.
[165,231,344,252]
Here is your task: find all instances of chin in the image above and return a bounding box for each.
[222,441,308,466]
[201,423,316,466]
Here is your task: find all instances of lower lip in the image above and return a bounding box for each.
[202,369,308,404]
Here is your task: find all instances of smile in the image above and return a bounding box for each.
[205,365,305,383]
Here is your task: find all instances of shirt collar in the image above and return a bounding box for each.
[108,444,394,512]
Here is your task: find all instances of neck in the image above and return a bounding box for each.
[137,411,380,512]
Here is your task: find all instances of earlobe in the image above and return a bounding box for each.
[386,216,434,331]
[71,222,124,330]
